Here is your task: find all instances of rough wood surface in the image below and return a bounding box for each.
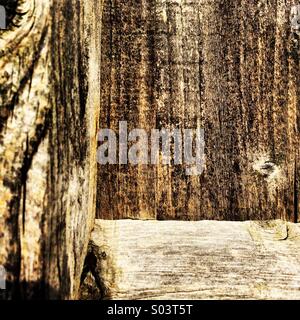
[0,0,103,299]
[0,0,51,299]
[97,0,300,222]
[90,219,300,300]
[1,0,300,300]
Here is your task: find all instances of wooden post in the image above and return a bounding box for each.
[0,0,103,299]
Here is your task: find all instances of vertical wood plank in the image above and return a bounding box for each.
[97,0,300,222]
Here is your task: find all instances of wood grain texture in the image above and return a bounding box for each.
[47,0,103,300]
[0,0,51,299]
[0,0,103,299]
[0,0,300,300]
[97,0,300,222]
[91,219,300,300]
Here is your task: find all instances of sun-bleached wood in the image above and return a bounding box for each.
[91,219,300,300]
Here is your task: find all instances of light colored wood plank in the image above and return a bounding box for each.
[90,219,300,300]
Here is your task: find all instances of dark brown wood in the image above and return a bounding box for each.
[97,0,300,222]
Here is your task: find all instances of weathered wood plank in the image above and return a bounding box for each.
[47,0,103,299]
[88,219,300,300]
[0,0,51,299]
[0,0,103,299]
[97,0,300,221]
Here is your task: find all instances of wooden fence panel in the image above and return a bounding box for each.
[97,0,300,222]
